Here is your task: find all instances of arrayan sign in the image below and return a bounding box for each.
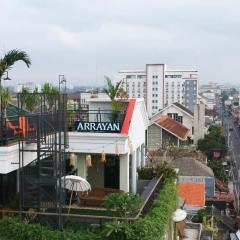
[75,121,121,133]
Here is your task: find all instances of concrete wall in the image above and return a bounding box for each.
[193,103,205,144]
[179,176,215,197]
[148,124,161,150]
[146,64,165,116]
[0,143,37,174]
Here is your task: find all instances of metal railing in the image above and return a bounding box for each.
[67,109,126,132]
[0,176,164,227]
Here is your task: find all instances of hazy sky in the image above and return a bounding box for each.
[1,0,240,87]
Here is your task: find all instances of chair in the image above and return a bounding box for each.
[19,116,35,138]
[6,119,22,136]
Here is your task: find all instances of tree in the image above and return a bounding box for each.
[103,77,123,121]
[20,87,40,113]
[197,125,227,158]
[0,49,31,80]
[0,87,12,118]
[103,76,122,102]
[0,49,31,127]
[42,83,59,111]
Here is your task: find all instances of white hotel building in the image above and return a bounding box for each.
[119,64,199,116]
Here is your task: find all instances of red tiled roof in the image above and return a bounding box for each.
[179,182,205,207]
[154,116,189,140]
[206,192,234,203]
[121,99,136,135]
[68,94,80,100]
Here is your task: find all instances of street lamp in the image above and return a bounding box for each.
[58,75,66,92]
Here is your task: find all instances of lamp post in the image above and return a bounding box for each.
[58,75,66,92]
[0,71,11,145]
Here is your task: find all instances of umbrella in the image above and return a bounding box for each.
[61,175,91,215]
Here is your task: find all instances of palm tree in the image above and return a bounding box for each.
[0,49,31,115]
[103,76,122,101]
[20,87,40,113]
[0,87,12,117]
[42,83,59,111]
[0,49,31,81]
[103,77,123,121]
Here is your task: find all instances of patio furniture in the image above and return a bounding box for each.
[79,187,121,206]
[6,119,22,136]
[61,175,91,215]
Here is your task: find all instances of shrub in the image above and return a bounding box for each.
[102,180,178,240]
[137,167,154,180]
[103,192,141,217]
[0,216,101,240]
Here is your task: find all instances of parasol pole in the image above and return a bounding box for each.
[68,181,74,216]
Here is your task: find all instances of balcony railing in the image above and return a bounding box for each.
[67,109,126,133]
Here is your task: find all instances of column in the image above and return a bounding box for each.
[137,147,141,168]
[141,144,146,167]
[131,150,137,194]
[120,154,129,192]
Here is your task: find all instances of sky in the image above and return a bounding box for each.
[1,0,240,87]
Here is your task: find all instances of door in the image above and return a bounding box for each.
[104,155,119,189]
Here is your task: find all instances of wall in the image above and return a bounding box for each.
[87,154,104,188]
[148,124,161,150]
[193,103,205,144]
[0,143,37,174]
[179,176,215,197]
[146,64,165,116]
[162,128,179,147]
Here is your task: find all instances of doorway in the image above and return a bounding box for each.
[104,155,119,189]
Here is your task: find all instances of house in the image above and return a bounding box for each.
[0,96,148,209]
[67,97,149,193]
[150,102,205,144]
[147,116,189,150]
[172,157,215,197]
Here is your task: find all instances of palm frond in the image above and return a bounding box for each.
[2,49,31,70]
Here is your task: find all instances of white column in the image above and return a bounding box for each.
[77,154,87,179]
[120,154,129,192]
[131,150,137,194]
[137,147,141,168]
[141,144,145,167]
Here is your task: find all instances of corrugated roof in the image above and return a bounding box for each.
[179,182,205,207]
[154,116,189,140]
[172,157,214,177]
[173,102,194,116]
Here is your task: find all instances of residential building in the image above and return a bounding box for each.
[147,116,190,150]
[119,64,199,116]
[0,96,148,208]
[16,82,41,93]
[68,98,148,193]
[172,157,215,197]
[150,102,205,144]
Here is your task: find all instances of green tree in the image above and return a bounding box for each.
[42,83,59,111]
[197,125,227,158]
[103,77,123,121]
[0,49,31,131]
[20,87,40,113]
[0,49,31,81]
[0,87,12,117]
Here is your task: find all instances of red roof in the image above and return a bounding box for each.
[206,192,234,203]
[179,182,205,207]
[121,99,136,135]
[154,116,189,140]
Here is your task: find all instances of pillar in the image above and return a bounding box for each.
[141,144,145,167]
[120,154,129,192]
[131,150,137,194]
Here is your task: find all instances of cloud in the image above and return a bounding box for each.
[0,0,240,86]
